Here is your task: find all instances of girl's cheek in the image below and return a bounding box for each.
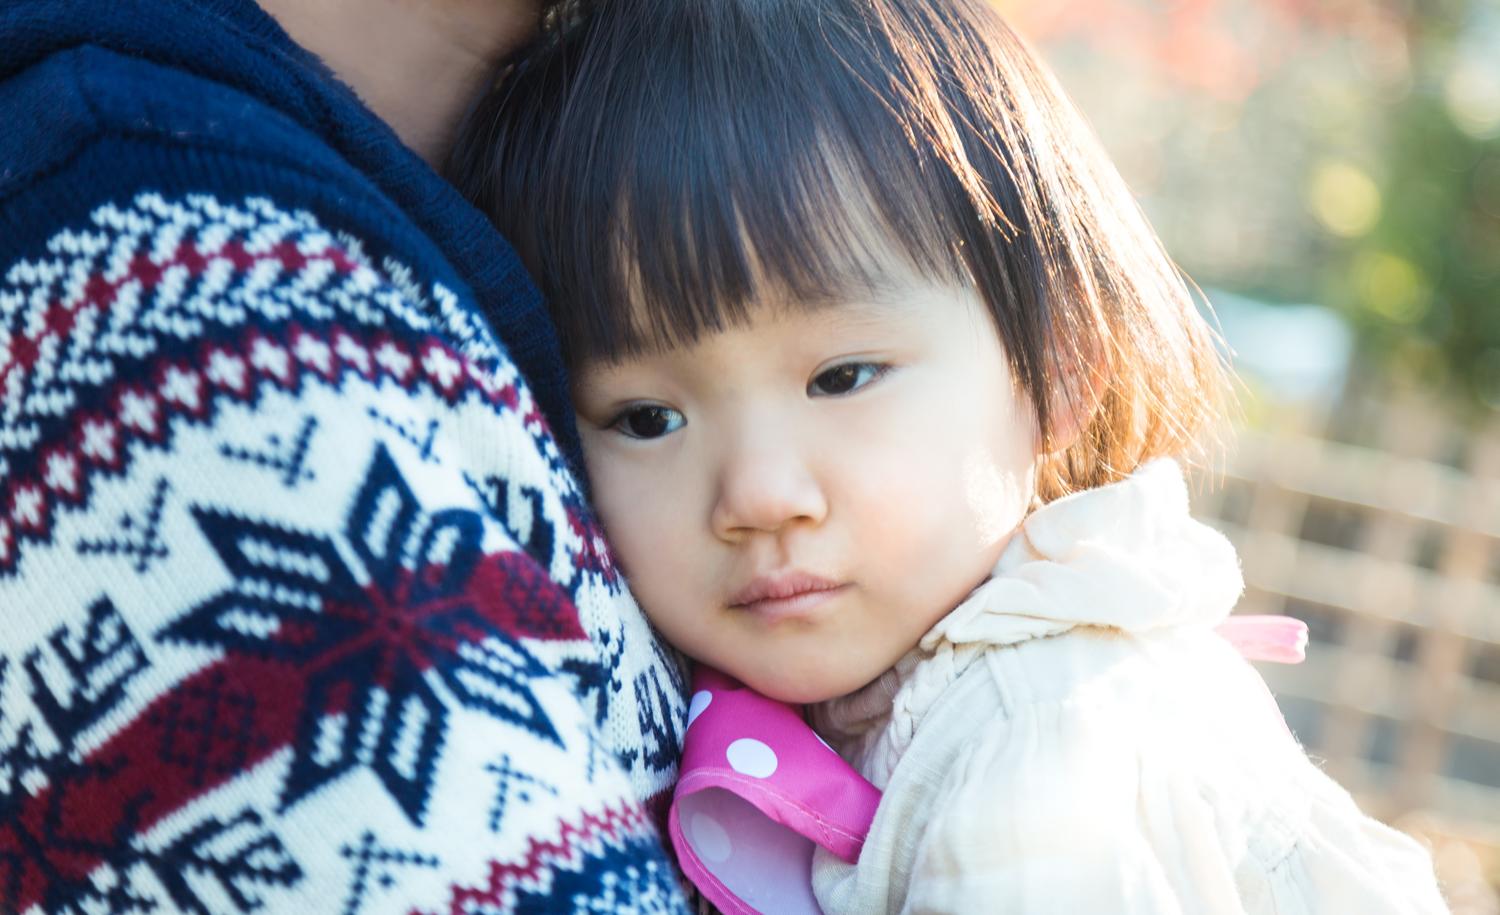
[585,468,655,576]
[962,447,1034,547]
[603,460,703,587]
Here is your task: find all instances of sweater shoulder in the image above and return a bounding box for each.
[0,44,452,312]
[0,45,360,203]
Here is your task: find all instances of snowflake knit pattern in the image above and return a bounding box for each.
[0,2,689,913]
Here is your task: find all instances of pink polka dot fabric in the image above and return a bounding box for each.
[668,666,880,915]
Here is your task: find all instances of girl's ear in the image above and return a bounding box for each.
[1040,357,1103,456]
[1030,358,1103,505]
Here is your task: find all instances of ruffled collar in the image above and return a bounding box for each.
[812,459,1245,778]
[925,457,1242,647]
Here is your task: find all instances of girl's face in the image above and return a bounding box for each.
[572,262,1040,703]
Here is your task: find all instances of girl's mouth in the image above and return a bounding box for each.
[728,572,850,621]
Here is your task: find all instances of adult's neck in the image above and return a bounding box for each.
[256,0,540,168]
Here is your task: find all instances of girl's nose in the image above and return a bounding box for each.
[709,442,828,541]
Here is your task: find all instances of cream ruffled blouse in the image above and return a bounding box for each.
[809,460,1448,914]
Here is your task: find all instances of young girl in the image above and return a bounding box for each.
[451,0,1449,911]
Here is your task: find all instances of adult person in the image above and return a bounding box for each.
[0,0,689,911]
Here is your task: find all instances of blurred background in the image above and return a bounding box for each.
[996,0,1500,908]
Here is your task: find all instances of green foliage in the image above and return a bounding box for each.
[1321,2,1500,412]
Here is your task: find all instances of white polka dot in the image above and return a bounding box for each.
[686,690,713,729]
[726,738,778,778]
[690,811,733,863]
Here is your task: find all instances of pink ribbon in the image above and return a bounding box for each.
[1215,614,1309,664]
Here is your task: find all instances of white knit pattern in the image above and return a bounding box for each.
[0,192,685,915]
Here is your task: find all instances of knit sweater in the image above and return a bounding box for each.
[809,461,1447,914]
[0,2,689,913]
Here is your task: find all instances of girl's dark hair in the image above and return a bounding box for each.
[449,0,1229,500]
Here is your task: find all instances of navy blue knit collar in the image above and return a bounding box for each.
[0,0,580,468]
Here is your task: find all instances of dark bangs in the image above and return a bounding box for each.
[451,1,1034,366]
[451,0,1231,499]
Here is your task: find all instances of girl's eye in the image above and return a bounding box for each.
[809,362,888,397]
[611,404,685,439]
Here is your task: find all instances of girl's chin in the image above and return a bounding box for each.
[733,664,883,706]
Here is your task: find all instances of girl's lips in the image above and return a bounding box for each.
[728,572,849,621]
[734,584,851,621]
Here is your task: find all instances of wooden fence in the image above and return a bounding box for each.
[1191,390,1500,911]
